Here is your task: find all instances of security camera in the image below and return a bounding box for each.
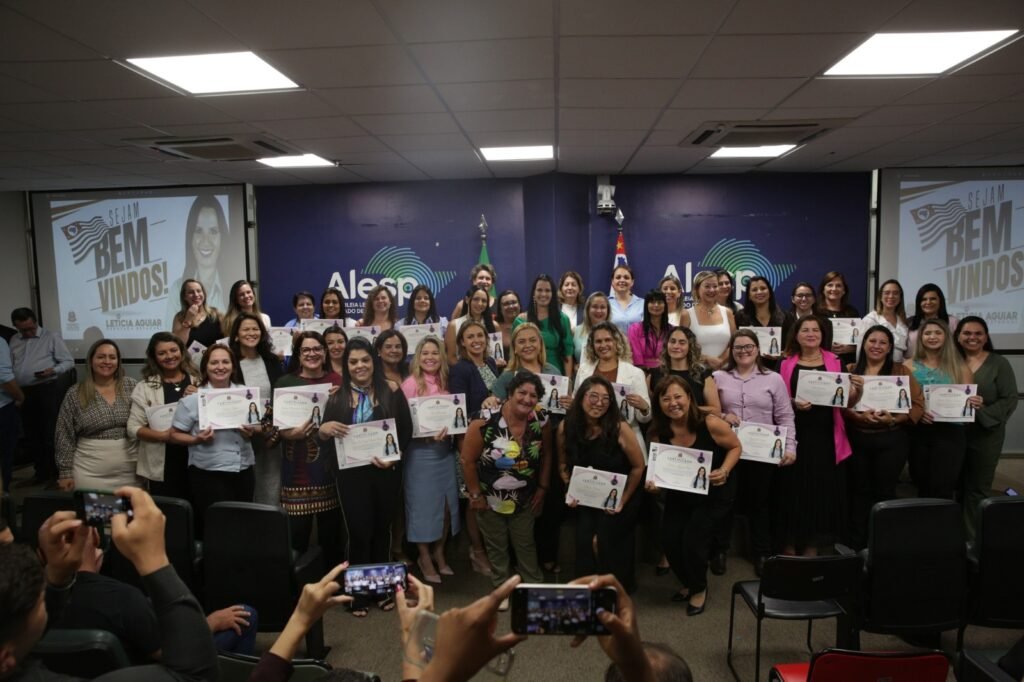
[597,175,616,215]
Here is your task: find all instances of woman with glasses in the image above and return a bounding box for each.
[681,270,735,370]
[274,332,344,566]
[955,316,1018,539]
[514,275,574,377]
[789,282,816,320]
[860,280,909,363]
[559,375,645,591]
[906,284,959,359]
[628,290,673,373]
[714,330,796,574]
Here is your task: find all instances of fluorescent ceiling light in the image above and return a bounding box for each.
[480,145,554,161]
[825,30,1018,76]
[126,51,298,94]
[258,154,333,168]
[710,145,796,159]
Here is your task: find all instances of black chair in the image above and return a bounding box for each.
[30,629,130,677]
[958,649,1018,682]
[853,498,967,644]
[217,652,341,682]
[106,495,202,592]
[958,496,1024,651]
[1,491,12,528]
[203,502,326,658]
[18,491,75,546]
[727,554,862,682]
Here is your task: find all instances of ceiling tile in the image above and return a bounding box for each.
[378,134,474,152]
[263,46,424,88]
[655,108,770,130]
[255,117,365,140]
[206,91,340,120]
[881,0,1024,32]
[692,34,865,78]
[291,136,392,155]
[557,146,635,174]
[466,130,555,148]
[624,146,710,174]
[559,108,659,130]
[848,102,978,127]
[351,112,461,135]
[455,109,554,132]
[779,78,930,108]
[0,101,134,130]
[411,39,553,83]
[272,166,366,184]
[0,73,67,104]
[347,162,429,182]
[0,6,98,60]
[561,79,679,109]
[0,61,175,101]
[317,86,445,115]
[54,148,164,164]
[97,98,237,127]
[764,106,872,120]
[489,160,556,177]
[722,0,900,33]
[560,37,706,79]
[378,0,552,42]
[436,80,553,111]
[948,101,1024,124]
[896,74,1024,105]
[559,130,648,147]
[0,150,70,166]
[673,78,807,109]
[400,150,490,179]
[0,131,107,151]
[559,0,734,35]
[896,122,1018,143]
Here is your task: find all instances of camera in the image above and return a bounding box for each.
[510,583,617,635]
[597,175,616,215]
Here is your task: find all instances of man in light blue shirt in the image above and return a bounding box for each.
[0,337,25,492]
[9,307,74,486]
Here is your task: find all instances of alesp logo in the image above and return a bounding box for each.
[662,238,796,302]
[327,246,457,310]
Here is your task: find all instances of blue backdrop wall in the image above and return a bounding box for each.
[255,172,871,324]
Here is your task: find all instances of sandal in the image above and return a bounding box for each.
[377,596,396,612]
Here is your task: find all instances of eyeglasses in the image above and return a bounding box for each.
[733,344,757,353]
[299,347,324,356]
[793,294,813,299]
[585,392,611,406]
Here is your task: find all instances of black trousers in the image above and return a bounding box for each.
[712,460,776,556]
[911,423,966,500]
[335,465,401,565]
[21,381,61,480]
[848,428,909,548]
[534,465,565,567]
[289,506,345,569]
[574,495,640,592]
[663,479,735,594]
[188,466,255,539]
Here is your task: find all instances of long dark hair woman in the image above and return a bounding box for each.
[514,274,574,377]
[400,284,447,328]
[319,286,347,324]
[318,337,412,617]
[229,313,285,506]
[906,283,958,358]
[446,285,497,366]
[374,329,409,385]
[628,290,673,372]
[645,376,740,615]
[559,376,645,591]
[735,276,793,369]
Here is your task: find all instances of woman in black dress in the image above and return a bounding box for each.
[558,376,645,592]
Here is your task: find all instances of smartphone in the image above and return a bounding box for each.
[1006,487,1019,497]
[342,562,408,598]
[510,584,617,635]
[73,490,133,528]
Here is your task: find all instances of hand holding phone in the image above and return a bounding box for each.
[74,490,133,528]
[342,562,408,598]
[510,583,617,635]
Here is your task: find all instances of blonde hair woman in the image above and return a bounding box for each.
[681,270,736,369]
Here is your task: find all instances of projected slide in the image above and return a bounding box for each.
[32,185,248,358]
[879,168,1024,351]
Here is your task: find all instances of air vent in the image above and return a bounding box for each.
[126,135,296,161]
[680,119,854,148]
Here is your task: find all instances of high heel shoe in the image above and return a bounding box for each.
[433,552,454,576]
[686,590,708,617]
[418,557,441,584]
[469,548,493,576]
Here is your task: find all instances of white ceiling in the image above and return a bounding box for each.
[0,0,1022,190]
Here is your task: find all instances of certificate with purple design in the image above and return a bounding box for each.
[145,403,177,431]
[399,323,446,352]
[646,442,710,496]
[488,332,505,362]
[795,370,851,407]
[346,325,381,344]
[735,422,787,464]
[299,319,346,334]
[829,317,864,346]
[739,326,784,356]
[538,374,570,414]
[856,375,911,413]
[268,327,293,355]
[409,393,468,436]
[335,418,401,469]
[610,382,634,421]
[198,387,262,430]
[925,384,978,423]
[273,383,332,428]
[566,466,627,511]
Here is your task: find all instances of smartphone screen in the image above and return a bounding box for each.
[1006,487,1019,496]
[511,584,617,635]
[343,562,408,598]
[74,490,133,528]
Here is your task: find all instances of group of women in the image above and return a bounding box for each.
[51,261,1017,618]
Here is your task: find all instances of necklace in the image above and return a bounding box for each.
[699,303,717,317]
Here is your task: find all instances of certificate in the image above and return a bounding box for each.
[488,332,505,362]
[734,422,787,465]
[335,418,401,469]
[610,382,634,421]
[739,326,784,356]
[925,384,978,423]
[187,340,207,364]
[273,383,332,428]
[565,466,627,511]
[856,375,911,413]
[144,403,177,431]
[300,319,346,334]
[408,393,468,436]
[795,370,851,408]
[538,374,571,414]
[215,336,230,347]
[347,325,381,343]
[198,387,262,430]
[829,317,863,346]
[268,327,294,355]
[646,442,710,496]
[399,323,445,353]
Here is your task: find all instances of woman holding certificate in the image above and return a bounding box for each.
[275,331,344,568]
[627,290,673,372]
[955,317,1018,538]
[735,276,794,370]
[55,339,139,491]
[492,324,562,400]
[493,289,522,363]
[462,371,552,595]
[680,270,735,370]
[400,336,460,583]
[229,313,284,506]
[513,275,574,377]
[814,271,860,366]
[648,327,720,413]
[714,330,796,575]
[128,332,199,500]
[861,280,909,362]
[319,287,348,325]
[558,376,645,591]
[446,286,497,366]
[777,315,854,556]
[284,291,317,329]
[844,325,923,548]
[399,284,448,329]
[170,345,257,538]
[318,337,412,616]
[360,285,398,331]
[903,319,976,500]
[646,376,740,615]
[575,322,652,453]
[171,279,223,348]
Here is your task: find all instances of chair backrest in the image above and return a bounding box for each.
[18,491,75,546]
[31,629,131,678]
[807,648,948,681]
[972,496,1024,628]
[863,498,967,632]
[203,502,297,630]
[1,492,12,530]
[759,554,862,607]
[217,652,335,682]
[958,649,1018,682]
[105,495,199,590]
